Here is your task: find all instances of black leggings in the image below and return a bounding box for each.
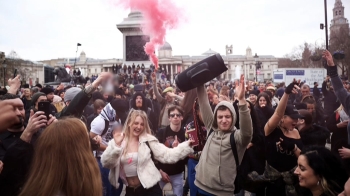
[125,184,162,196]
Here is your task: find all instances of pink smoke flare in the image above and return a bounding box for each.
[116,0,185,70]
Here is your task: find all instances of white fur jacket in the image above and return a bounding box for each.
[101,133,193,189]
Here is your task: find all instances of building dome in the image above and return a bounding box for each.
[202,48,218,56]
[80,51,86,55]
[159,42,172,51]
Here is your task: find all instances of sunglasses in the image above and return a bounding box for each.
[170,113,182,118]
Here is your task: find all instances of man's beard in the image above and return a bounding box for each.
[11,116,24,130]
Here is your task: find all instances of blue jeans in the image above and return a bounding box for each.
[188,158,199,196]
[97,158,123,196]
[197,188,216,196]
[159,172,183,196]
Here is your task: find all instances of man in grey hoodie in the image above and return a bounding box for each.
[195,74,253,196]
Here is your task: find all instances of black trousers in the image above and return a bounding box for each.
[125,184,162,196]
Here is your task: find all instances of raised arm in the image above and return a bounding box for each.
[323,50,350,116]
[151,72,165,103]
[265,81,300,136]
[234,75,253,147]
[196,84,214,130]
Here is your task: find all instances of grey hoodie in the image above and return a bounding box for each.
[194,85,253,196]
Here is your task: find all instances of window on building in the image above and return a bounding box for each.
[261,65,263,69]
[95,69,97,73]
[336,11,338,15]
[268,65,270,68]
[250,65,252,69]
[339,10,341,15]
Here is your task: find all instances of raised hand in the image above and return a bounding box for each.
[284,79,300,94]
[322,50,335,66]
[151,72,157,83]
[92,72,113,88]
[172,135,179,147]
[113,131,125,146]
[235,74,246,104]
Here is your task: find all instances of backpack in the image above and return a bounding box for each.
[207,129,242,194]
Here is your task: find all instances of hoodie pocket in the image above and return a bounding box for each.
[219,164,235,188]
[199,162,222,188]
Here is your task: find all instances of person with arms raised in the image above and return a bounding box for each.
[195,74,253,196]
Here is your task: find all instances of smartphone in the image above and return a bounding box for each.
[38,101,51,119]
[13,69,17,78]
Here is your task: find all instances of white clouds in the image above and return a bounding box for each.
[0,0,349,60]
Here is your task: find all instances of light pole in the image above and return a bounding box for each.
[73,43,82,68]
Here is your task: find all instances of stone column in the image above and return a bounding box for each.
[226,65,229,80]
[170,64,174,83]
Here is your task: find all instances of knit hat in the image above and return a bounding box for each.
[129,84,134,89]
[40,87,54,95]
[162,87,173,94]
[110,98,129,113]
[35,84,42,89]
[134,84,143,92]
[114,87,124,96]
[64,87,81,102]
[31,92,46,106]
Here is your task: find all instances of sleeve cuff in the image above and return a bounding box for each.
[328,66,338,78]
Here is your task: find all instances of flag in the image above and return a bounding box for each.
[77,43,81,46]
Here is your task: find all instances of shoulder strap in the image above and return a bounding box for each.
[230,133,239,168]
[147,107,151,116]
[207,128,214,139]
[146,141,155,162]
[101,119,109,136]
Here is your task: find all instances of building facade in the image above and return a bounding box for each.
[37,11,278,84]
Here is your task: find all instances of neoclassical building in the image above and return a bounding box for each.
[39,11,278,83]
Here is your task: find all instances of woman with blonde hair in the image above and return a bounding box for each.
[19,118,102,196]
[101,109,193,196]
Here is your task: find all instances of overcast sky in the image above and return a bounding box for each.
[0,0,349,61]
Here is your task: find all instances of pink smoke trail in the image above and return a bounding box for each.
[116,0,184,70]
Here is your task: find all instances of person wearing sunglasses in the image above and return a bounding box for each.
[156,105,187,196]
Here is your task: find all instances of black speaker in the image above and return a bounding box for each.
[175,54,227,92]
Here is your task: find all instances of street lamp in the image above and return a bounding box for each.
[254,53,262,82]
[3,62,7,87]
[319,0,329,50]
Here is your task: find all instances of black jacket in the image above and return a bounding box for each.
[322,81,340,117]
[0,139,34,196]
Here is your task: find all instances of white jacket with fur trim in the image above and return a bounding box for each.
[101,133,193,189]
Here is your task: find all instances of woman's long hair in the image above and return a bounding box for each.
[256,92,272,108]
[122,109,152,155]
[301,146,348,196]
[19,118,102,196]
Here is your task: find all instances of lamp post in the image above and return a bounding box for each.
[3,63,7,87]
[73,43,82,68]
[254,53,262,82]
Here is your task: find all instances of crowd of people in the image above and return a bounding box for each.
[0,50,349,196]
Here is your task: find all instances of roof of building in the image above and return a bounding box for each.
[159,42,172,51]
[202,48,218,56]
